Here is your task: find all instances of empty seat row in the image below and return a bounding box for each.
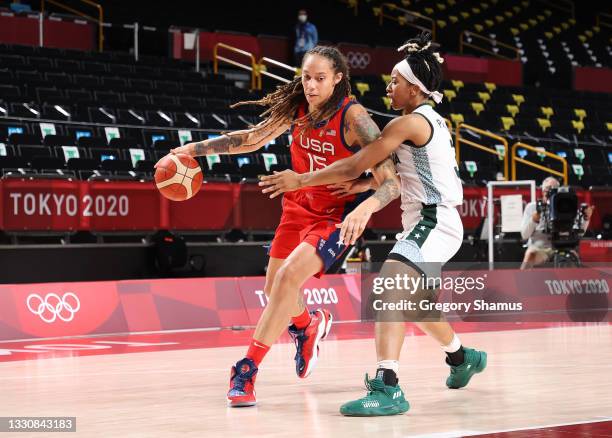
[0,141,290,182]
[0,75,239,100]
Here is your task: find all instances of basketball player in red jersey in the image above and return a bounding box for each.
[158,46,400,407]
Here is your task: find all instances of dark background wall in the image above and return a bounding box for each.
[6,0,610,55]
[98,0,611,53]
[0,240,525,284]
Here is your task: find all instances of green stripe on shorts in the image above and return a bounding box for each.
[402,204,438,248]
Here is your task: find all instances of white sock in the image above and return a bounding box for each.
[442,334,462,353]
[376,359,399,374]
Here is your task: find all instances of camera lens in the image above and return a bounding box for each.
[557,198,574,214]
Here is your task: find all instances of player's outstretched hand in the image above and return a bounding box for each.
[170,143,196,157]
[259,170,301,198]
[328,178,372,198]
[153,144,195,168]
[336,203,374,245]
[154,154,170,169]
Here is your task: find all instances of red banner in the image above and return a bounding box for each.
[0,14,94,50]
[0,178,82,231]
[258,35,291,65]
[236,183,282,230]
[0,179,161,231]
[1,268,609,341]
[437,266,611,322]
[236,274,362,326]
[369,187,526,231]
[166,182,236,231]
[171,30,526,83]
[337,43,398,76]
[0,179,609,233]
[85,181,161,231]
[173,31,261,63]
[574,66,612,93]
[0,14,38,46]
[443,54,523,86]
[0,277,251,340]
[0,275,362,341]
[580,240,612,262]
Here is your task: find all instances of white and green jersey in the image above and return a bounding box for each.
[393,103,462,208]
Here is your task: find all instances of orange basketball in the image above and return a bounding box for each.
[154,153,203,201]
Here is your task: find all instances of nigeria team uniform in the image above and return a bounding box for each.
[388,103,464,267]
[340,103,488,417]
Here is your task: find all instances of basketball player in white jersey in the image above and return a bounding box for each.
[260,31,487,416]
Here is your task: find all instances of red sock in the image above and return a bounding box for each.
[291,308,311,330]
[245,338,270,367]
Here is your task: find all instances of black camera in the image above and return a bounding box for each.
[538,186,587,250]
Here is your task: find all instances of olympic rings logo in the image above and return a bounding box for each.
[26,292,81,323]
[346,51,371,69]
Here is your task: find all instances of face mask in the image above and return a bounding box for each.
[298,15,307,23]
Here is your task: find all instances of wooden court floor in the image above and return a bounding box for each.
[1,324,611,437]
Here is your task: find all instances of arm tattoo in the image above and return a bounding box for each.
[373,157,396,173]
[344,119,351,137]
[372,159,400,210]
[373,177,400,210]
[353,111,381,147]
[352,110,398,209]
[194,133,248,156]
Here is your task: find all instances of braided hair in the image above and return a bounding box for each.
[231,46,352,136]
[397,31,444,97]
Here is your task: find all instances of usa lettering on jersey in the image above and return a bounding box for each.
[298,135,336,155]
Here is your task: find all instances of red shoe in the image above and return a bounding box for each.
[288,309,333,379]
[227,358,258,407]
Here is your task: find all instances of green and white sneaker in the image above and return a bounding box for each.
[446,347,487,389]
[340,373,410,417]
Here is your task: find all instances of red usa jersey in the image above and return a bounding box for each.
[290,97,360,194]
[272,97,372,269]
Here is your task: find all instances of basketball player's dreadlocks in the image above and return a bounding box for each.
[232,46,352,136]
[397,31,444,97]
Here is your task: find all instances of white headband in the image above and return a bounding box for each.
[394,59,443,103]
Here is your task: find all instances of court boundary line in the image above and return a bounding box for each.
[417,416,612,438]
[0,320,364,344]
[0,321,606,344]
